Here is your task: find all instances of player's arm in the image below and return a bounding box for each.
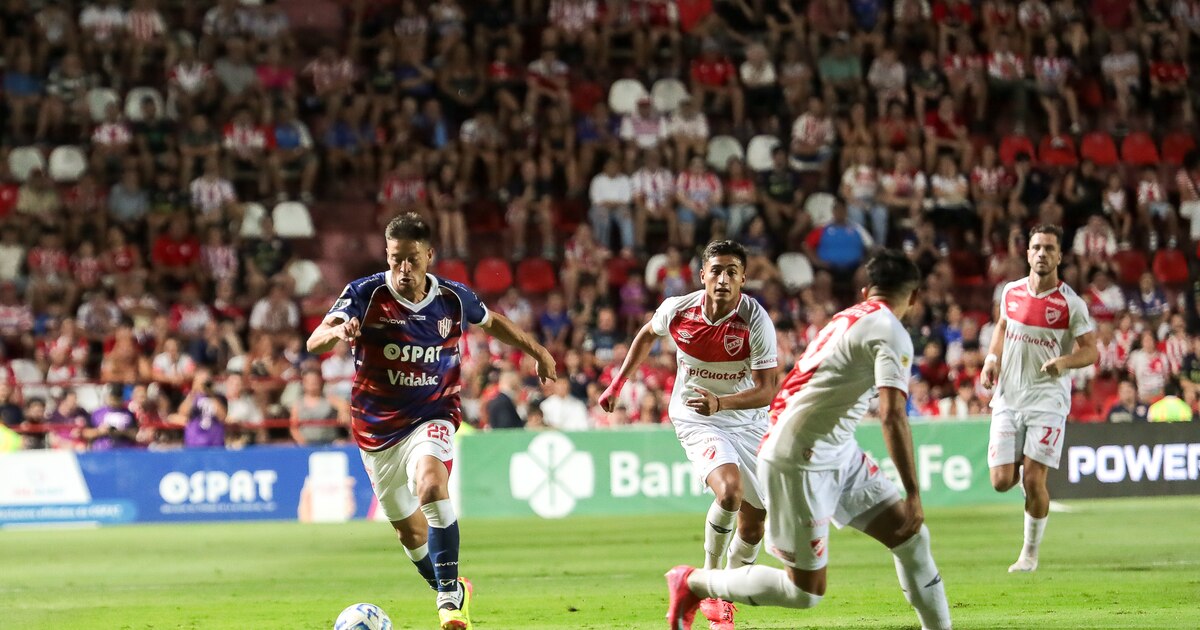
[878,385,924,538]
[1042,330,1099,377]
[685,367,778,415]
[599,320,661,412]
[981,317,1006,389]
[306,314,360,355]
[479,310,558,383]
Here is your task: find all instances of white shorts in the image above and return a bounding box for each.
[988,409,1066,469]
[359,420,456,521]
[676,423,767,510]
[761,445,900,571]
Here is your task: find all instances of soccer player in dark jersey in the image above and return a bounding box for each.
[307,213,557,630]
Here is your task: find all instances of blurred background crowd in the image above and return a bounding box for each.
[2,0,1199,452]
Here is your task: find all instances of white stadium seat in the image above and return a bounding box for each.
[777,252,815,292]
[74,384,106,412]
[287,259,323,297]
[643,253,668,291]
[705,135,745,172]
[9,359,43,384]
[650,78,689,114]
[87,88,120,123]
[745,135,780,172]
[48,146,88,182]
[272,201,315,238]
[240,202,267,238]
[804,192,836,226]
[8,146,46,182]
[608,78,649,116]
[124,87,166,122]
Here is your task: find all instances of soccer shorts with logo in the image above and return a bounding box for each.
[676,423,767,509]
[761,445,900,571]
[359,419,455,521]
[988,409,1066,469]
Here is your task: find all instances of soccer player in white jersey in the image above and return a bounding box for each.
[665,250,952,630]
[981,225,1097,573]
[600,240,778,630]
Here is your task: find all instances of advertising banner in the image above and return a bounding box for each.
[457,420,1015,519]
[1047,422,1200,499]
[0,446,377,527]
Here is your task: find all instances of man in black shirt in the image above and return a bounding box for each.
[1105,380,1149,423]
[487,370,525,429]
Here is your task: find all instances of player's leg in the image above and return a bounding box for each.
[391,510,437,590]
[988,409,1023,492]
[411,454,462,607]
[726,427,769,569]
[1011,418,1064,572]
[360,447,437,590]
[704,463,743,570]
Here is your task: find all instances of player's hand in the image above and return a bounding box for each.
[1041,357,1065,378]
[897,494,925,541]
[535,352,558,384]
[685,387,720,416]
[335,317,361,342]
[598,376,626,413]
[981,360,999,390]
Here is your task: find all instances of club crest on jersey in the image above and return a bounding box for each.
[724,334,744,356]
[437,317,453,338]
[1045,307,1062,325]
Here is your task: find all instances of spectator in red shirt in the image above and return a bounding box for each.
[152,215,202,293]
[27,230,75,311]
[676,0,716,35]
[923,95,973,171]
[525,32,571,117]
[222,107,277,199]
[1149,39,1193,124]
[932,0,975,52]
[690,39,744,128]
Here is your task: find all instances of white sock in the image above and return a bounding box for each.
[1022,512,1047,560]
[726,534,760,568]
[703,502,738,570]
[688,566,822,609]
[420,499,456,529]
[403,542,429,563]
[891,525,952,630]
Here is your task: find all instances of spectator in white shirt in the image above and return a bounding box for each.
[539,378,591,431]
[320,341,356,401]
[589,158,635,253]
[840,146,889,245]
[667,97,710,171]
[632,149,678,250]
[620,97,669,167]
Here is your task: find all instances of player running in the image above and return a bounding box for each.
[600,240,778,630]
[307,213,557,630]
[664,250,952,630]
[981,225,1096,573]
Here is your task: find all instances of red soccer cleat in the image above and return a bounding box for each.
[699,597,737,630]
[665,565,702,630]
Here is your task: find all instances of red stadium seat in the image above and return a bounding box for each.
[1161,131,1197,167]
[1112,249,1148,287]
[1070,391,1104,423]
[1152,247,1189,288]
[1038,134,1078,168]
[515,258,558,294]
[472,257,514,295]
[434,259,470,285]
[1080,132,1119,167]
[1120,132,1160,167]
[999,134,1036,166]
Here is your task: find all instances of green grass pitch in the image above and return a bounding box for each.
[3,497,1199,629]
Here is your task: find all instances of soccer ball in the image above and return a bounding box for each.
[334,603,393,630]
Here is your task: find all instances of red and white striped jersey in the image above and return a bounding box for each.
[1137,179,1165,205]
[92,122,132,146]
[126,9,165,42]
[650,291,777,431]
[675,171,722,204]
[1164,334,1189,374]
[992,279,1093,415]
[631,167,675,209]
[189,176,236,214]
[169,62,212,95]
[762,299,913,470]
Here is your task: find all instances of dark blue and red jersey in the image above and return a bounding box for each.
[326,272,490,451]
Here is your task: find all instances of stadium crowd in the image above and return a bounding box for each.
[2,0,1200,452]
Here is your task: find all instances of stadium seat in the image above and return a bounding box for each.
[705,135,745,172]
[1079,132,1119,168]
[1112,249,1148,287]
[272,202,315,238]
[74,384,106,412]
[515,258,557,294]
[999,134,1036,166]
[644,253,668,290]
[48,146,88,182]
[240,202,267,238]
[777,252,815,292]
[607,78,649,116]
[1038,134,1078,168]
[804,192,836,226]
[650,78,689,114]
[433,258,470,285]
[605,255,634,289]
[472,257,513,295]
[9,359,42,384]
[1153,247,1189,288]
[86,87,120,122]
[1120,132,1160,167]
[7,146,45,182]
[1161,131,1197,167]
[745,135,781,172]
[124,87,166,122]
[287,259,323,296]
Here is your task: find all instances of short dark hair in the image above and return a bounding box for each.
[1028,224,1063,246]
[702,240,748,268]
[865,249,921,296]
[385,212,432,243]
